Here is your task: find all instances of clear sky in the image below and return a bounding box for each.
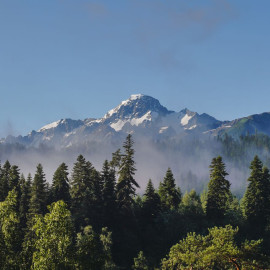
[0,0,270,137]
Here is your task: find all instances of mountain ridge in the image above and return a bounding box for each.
[1,94,270,149]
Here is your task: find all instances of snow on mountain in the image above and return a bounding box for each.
[181,113,194,126]
[3,94,264,149]
[38,120,61,132]
[110,111,158,131]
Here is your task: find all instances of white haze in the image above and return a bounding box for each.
[0,134,255,198]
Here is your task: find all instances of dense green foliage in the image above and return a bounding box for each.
[0,134,270,269]
[158,168,181,210]
[206,156,231,222]
[162,225,268,270]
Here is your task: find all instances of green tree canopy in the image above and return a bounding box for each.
[51,163,71,206]
[19,174,32,229]
[0,161,11,201]
[162,225,267,270]
[116,134,139,212]
[0,189,20,269]
[242,155,270,236]
[31,200,74,270]
[29,164,48,216]
[158,168,181,210]
[102,160,117,226]
[132,251,149,270]
[142,179,161,220]
[181,189,204,216]
[206,156,231,221]
[76,225,109,270]
[70,155,94,228]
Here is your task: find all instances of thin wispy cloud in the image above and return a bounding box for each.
[73,0,236,71]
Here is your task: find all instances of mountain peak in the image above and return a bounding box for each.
[130,94,144,100]
[180,108,195,115]
[104,94,172,119]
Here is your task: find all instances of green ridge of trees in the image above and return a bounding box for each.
[0,135,269,269]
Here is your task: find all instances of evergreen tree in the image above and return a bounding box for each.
[116,134,139,212]
[9,165,20,193]
[158,168,181,210]
[200,189,208,214]
[75,225,107,270]
[0,161,11,201]
[51,163,71,206]
[90,168,104,228]
[181,189,203,216]
[142,179,161,220]
[91,169,103,205]
[206,156,231,221]
[29,164,48,216]
[23,166,48,269]
[70,155,94,228]
[20,174,34,270]
[242,156,270,236]
[102,160,117,226]
[19,174,32,229]
[0,161,2,201]
[110,149,121,175]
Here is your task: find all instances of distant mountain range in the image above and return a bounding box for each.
[1,94,270,193]
[1,94,270,149]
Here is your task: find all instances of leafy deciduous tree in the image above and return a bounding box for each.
[31,200,74,270]
[0,189,20,269]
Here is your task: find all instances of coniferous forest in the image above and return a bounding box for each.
[1,134,270,269]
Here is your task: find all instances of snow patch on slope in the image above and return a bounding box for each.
[110,111,156,131]
[159,126,168,134]
[185,125,197,130]
[38,120,61,132]
[181,114,193,126]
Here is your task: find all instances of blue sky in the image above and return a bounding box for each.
[0,0,270,137]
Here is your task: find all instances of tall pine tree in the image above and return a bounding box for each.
[90,168,103,228]
[70,155,94,228]
[28,164,48,216]
[158,168,181,210]
[51,163,71,206]
[102,160,117,227]
[0,161,11,201]
[142,179,161,220]
[116,134,139,212]
[9,165,20,193]
[110,149,121,175]
[206,156,231,222]
[242,156,270,236]
[19,174,32,229]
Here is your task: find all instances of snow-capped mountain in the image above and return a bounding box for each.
[2,94,270,150]
[3,93,270,193]
[1,94,223,149]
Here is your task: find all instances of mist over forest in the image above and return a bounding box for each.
[1,132,270,198]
